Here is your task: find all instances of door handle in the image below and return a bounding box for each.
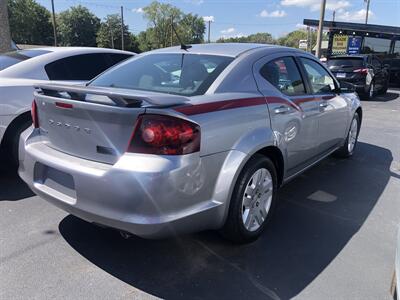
[274,105,291,114]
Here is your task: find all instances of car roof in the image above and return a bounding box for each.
[149,43,285,57]
[19,46,134,56]
[0,47,135,79]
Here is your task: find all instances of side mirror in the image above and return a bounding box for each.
[339,81,356,93]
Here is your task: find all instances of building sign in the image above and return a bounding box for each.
[332,34,348,54]
[347,36,362,54]
[299,39,308,50]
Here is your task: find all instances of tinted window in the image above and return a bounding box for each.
[327,58,364,68]
[90,53,234,96]
[394,40,400,57]
[106,53,132,66]
[45,53,125,81]
[260,57,305,96]
[300,58,336,94]
[371,56,381,68]
[0,49,50,71]
[362,37,391,55]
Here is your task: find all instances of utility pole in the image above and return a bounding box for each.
[51,0,57,46]
[170,16,173,46]
[208,20,211,43]
[365,0,371,24]
[307,26,311,52]
[315,0,326,58]
[0,0,12,53]
[332,10,336,22]
[120,6,124,50]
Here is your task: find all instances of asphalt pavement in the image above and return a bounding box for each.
[1,90,399,300]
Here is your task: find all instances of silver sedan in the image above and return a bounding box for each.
[19,43,362,243]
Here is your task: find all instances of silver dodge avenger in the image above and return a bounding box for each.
[19,43,362,243]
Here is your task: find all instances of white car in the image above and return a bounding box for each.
[0,47,134,164]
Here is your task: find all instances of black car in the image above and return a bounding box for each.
[327,55,390,99]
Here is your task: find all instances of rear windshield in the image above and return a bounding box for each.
[90,53,234,96]
[0,49,50,71]
[327,58,364,68]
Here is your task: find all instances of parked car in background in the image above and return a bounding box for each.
[19,43,362,243]
[327,54,390,99]
[0,47,134,164]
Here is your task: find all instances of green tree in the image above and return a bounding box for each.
[137,28,158,52]
[141,1,205,48]
[178,13,205,44]
[277,29,327,49]
[96,14,139,52]
[277,30,308,48]
[57,5,100,46]
[7,0,53,45]
[143,1,181,48]
[217,32,275,44]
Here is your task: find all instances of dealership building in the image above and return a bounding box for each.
[303,19,400,85]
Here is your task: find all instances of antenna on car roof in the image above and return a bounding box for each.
[171,22,192,51]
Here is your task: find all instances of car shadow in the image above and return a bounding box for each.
[0,150,34,201]
[59,142,393,300]
[367,92,399,102]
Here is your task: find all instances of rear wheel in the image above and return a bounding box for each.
[221,154,277,243]
[378,81,388,95]
[334,113,360,158]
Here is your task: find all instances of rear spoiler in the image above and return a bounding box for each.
[35,83,190,108]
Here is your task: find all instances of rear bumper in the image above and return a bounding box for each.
[337,79,368,95]
[18,128,237,238]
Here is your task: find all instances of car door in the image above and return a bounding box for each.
[298,57,349,155]
[253,54,321,176]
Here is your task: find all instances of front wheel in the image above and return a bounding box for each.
[334,113,360,158]
[221,154,278,243]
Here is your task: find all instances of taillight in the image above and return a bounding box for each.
[31,100,39,128]
[354,68,368,75]
[128,114,200,155]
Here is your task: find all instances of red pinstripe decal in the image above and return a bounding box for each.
[174,95,324,116]
[174,97,266,116]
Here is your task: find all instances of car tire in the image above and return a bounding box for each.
[334,113,360,158]
[378,81,388,95]
[7,120,32,167]
[221,154,278,244]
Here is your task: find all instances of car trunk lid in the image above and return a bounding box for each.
[34,84,189,164]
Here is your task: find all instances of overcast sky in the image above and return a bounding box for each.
[36,0,400,41]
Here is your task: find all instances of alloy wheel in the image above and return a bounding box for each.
[241,168,273,232]
[348,118,358,153]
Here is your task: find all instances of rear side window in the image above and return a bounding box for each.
[327,58,364,68]
[260,57,306,96]
[300,58,336,94]
[90,53,234,96]
[45,53,130,81]
[106,53,132,66]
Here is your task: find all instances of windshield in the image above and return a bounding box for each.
[327,58,364,68]
[90,53,234,96]
[0,49,50,71]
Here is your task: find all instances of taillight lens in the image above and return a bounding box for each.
[354,68,368,75]
[128,114,200,155]
[31,100,39,128]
